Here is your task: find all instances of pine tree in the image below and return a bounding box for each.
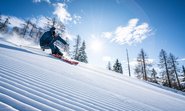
[168,53,181,90]
[12,26,20,34]
[77,41,88,63]
[151,68,157,83]
[73,35,81,60]
[107,61,112,70]
[113,59,123,74]
[158,49,172,88]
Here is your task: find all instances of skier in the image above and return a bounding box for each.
[40,27,68,56]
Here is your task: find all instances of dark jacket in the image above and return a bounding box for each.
[40,30,67,47]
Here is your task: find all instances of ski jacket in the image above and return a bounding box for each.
[40,30,67,47]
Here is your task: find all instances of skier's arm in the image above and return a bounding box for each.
[56,36,68,45]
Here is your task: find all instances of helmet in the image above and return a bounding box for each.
[50,27,56,31]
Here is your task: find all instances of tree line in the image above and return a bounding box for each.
[107,48,185,92]
[0,14,65,41]
[135,49,185,91]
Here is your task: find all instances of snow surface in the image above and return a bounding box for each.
[0,38,185,111]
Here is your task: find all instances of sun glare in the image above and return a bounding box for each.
[90,39,103,52]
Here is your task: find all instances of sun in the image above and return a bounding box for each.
[90,39,103,52]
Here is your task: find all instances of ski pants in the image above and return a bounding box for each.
[48,43,61,54]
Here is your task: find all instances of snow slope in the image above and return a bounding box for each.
[0,38,185,111]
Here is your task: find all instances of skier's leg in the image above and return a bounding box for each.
[55,46,63,56]
[49,43,57,54]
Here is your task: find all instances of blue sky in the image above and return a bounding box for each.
[0,0,185,74]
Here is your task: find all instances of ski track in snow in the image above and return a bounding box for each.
[0,39,185,111]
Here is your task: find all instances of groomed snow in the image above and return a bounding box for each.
[0,38,185,111]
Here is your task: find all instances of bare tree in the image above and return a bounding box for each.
[135,49,151,80]
[169,53,181,90]
[141,49,147,80]
[126,48,131,76]
[46,17,65,32]
[158,49,172,88]
[22,20,31,38]
[29,23,36,37]
[0,16,10,33]
[34,27,44,44]
[52,17,57,27]
[182,65,185,82]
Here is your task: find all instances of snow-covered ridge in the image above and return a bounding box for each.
[0,39,185,111]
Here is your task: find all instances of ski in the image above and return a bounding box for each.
[51,54,79,65]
